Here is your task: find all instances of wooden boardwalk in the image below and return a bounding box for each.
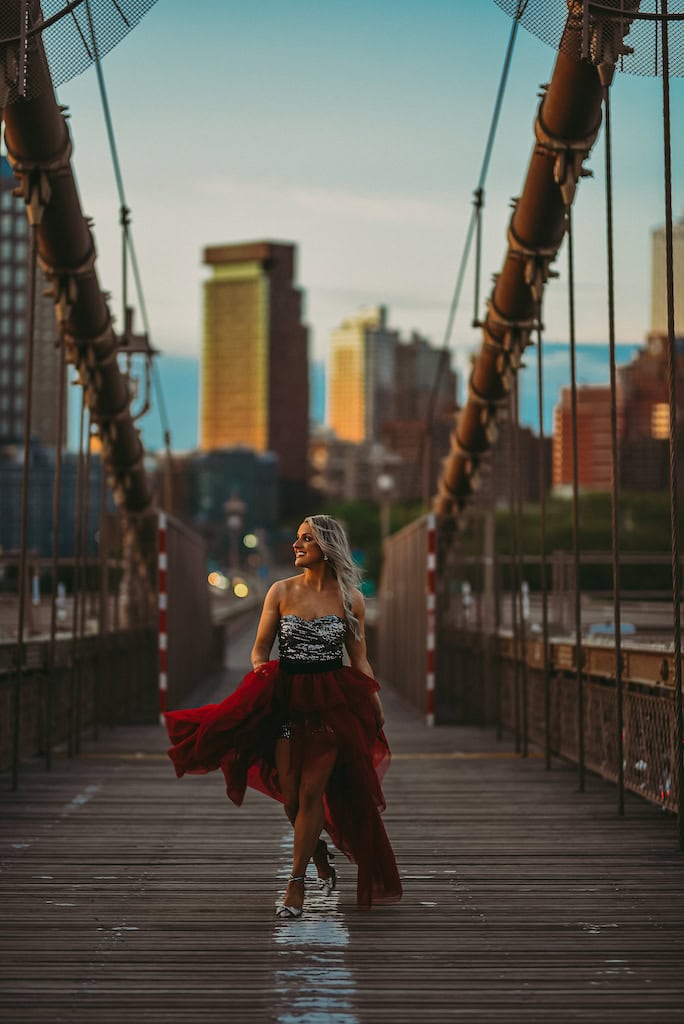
[2,616,684,1022]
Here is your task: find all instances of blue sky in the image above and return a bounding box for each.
[50,0,682,448]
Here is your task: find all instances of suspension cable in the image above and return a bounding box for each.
[420,1,528,506]
[512,370,529,756]
[94,457,110,742]
[10,220,39,791]
[83,0,174,464]
[603,84,625,817]
[68,388,87,759]
[659,2,684,851]
[472,188,484,327]
[444,0,527,342]
[535,306,552,770]
[46,326,68,772]
[75,411,94,756]
[566,206,585,794]
[508,387,522,754]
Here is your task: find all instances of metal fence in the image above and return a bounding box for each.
[162,512,214,709]
[377,517,429,713]
[378,515,681,816]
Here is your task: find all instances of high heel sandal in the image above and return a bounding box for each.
[314,839,337,896]
[276,875,305,919]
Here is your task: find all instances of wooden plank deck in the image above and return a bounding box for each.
[2,616,684,1022]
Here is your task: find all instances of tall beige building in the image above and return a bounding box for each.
[328,306,398,442]
[650,213,683,337]
[200,241,309,500]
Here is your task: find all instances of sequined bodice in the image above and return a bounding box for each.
[278,614,346,663]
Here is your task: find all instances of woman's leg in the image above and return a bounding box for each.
[275,738,300,826]
[276,739,332,888]
[282,746,337,911]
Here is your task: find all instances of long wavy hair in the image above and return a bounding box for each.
[305,514,363,639]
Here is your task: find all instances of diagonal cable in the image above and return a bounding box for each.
[83,0,172,451]
[418,0,528,505]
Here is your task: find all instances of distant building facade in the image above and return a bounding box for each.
[149,446,279,565]
[477,421,552,506]
[0,156,64,447]
[328,304,457,464]
[328,306,399,443]
[200,241,309,510]
[309,432,403,503]
[324,306,459,500]
[552,384,613,491]
[0,440,103,557]
[650,213,683,338]
[617,334,684,490]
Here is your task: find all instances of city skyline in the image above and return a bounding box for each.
[117,339,641,454]
[51,0,682,401]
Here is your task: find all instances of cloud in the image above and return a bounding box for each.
[202,176,453,227]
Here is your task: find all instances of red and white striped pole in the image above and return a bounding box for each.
[426,512,436,727]
[158,510,168,724]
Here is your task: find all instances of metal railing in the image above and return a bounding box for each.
[378,517,682,816]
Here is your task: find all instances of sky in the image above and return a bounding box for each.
[46,0,683,449]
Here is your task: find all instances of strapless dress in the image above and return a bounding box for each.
[164,614,402,908]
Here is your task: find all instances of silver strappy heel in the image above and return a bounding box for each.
[314,839,337,895]
[276,875,305,919]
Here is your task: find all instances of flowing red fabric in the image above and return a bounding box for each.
[165,660,402,908]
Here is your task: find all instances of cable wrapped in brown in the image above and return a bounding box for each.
[0,0,156,580]
[434,1,639,517]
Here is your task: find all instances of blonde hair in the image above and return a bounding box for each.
[305,514,363,639]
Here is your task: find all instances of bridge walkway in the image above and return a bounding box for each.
[1,616,683,1022]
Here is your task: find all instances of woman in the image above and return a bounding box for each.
[165,514,402,917]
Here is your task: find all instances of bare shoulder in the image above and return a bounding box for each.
[263,578,288,610]
[350,587,366,619]
[276,575,303,594]
[265,575,301,607]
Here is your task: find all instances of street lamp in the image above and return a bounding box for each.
[224,494,246,571]
[376,472,394,545]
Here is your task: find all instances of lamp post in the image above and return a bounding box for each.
[224,494,246,571]
[376,472,394,545]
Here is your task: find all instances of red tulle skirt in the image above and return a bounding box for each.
[164,660,402,908]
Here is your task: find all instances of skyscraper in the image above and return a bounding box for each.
[394,332,457,420]
[328,306,399,443]
[200,241,309,504]
[0,156,64,446]
[650,213,683,338]
[328,307,457,446]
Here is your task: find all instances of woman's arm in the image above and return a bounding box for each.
[250,582,282,671]
[344,591,385,731]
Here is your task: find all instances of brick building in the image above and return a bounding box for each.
[552,384,613,492]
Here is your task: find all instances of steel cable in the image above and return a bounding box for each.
[418,1,528,505]
[566,206,585,793]
[602,84,625,817]
[68,389,86,759]
[659,2,684,849]
[535,308,552,770]
[508,387,522,753]
[512,371,529,756]
[46,327,68,771]
[10,220,39,791]
[83,0,173,468]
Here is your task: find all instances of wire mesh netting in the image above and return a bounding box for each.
[498,665,680,811]
[0,0,159,105]
[494,0,684,77]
